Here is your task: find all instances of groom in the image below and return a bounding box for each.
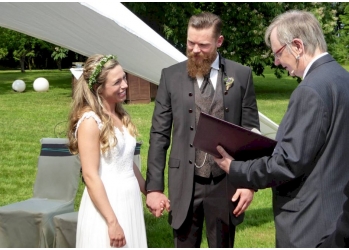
[146,12,259,247]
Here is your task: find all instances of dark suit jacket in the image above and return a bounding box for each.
[146,55,260,230]
[318,180,349,247]
[227,54,349,247]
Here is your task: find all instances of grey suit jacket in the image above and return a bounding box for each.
[318,180,349,247]
[228,54,349,247]
[146,55,259,230]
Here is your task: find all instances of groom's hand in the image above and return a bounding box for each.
[146,191,170,217]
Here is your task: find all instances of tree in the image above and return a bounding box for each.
[0,27,73,71]
[12,48,35,71]
[329,2,349,65]
[0,27,42,72]
[0,48,8,60]
[51,46,68,71]
[124,3,339,78]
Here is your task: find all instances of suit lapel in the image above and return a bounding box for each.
[219,55,231,118]
[306,54,335,77]
[182,64,196,110]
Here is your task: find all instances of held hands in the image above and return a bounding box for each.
[232,188,254,217]
[213,145,234,173]
[146,191,171,217]
[108,221,126,248]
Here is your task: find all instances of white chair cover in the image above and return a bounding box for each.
[0,138,81,247]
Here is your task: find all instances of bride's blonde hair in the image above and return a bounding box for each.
[67,54,137,154]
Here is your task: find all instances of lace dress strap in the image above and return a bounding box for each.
[74,111,103,138]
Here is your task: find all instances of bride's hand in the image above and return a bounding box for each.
[108,222,126,248]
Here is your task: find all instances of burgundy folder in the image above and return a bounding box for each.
[193,112,277,160]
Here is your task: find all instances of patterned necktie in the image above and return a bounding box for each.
[200,70,214,100]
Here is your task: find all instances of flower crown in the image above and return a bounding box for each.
[88,55,117,89]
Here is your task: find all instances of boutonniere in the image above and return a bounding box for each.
[224,76,234,92]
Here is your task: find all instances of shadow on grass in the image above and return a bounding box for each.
[0,83,13,95]
[236,207,274,231]
[143,207,274,247]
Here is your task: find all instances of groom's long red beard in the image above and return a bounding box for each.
[187,49,216,78]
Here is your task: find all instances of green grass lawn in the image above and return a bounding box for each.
[0,67,300,247]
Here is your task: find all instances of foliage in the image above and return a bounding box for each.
[0,27,41,72]
[0,27,83,71]
[124,3,341,78]
[88,55,117,89]
[51,46,69,71]
[0,47,8,60]
[330,3,349,65]
[51,47,68,61]
[13,48,35,70]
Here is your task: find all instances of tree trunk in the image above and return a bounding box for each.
[20,55,26,73]
[28,59,32,71]
[31,57,35,70]
[57,59,62,71]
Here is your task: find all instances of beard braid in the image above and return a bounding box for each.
[187,49,217,78]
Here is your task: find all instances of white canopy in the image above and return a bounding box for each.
[0,2,186,84]
[0,2,278,139]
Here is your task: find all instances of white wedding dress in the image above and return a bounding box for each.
[75,111,147,248]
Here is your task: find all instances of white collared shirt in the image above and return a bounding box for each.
[196,53,219,90]
[303,52,328,79]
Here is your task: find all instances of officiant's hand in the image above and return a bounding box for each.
[146,191,170,217]
[214,145,234,173]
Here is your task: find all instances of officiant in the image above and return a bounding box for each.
[214,10,349,248]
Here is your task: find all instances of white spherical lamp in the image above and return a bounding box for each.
[33,77,49,92]
[12,80,26,92]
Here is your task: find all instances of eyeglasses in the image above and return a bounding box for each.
[273,44,287,59]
